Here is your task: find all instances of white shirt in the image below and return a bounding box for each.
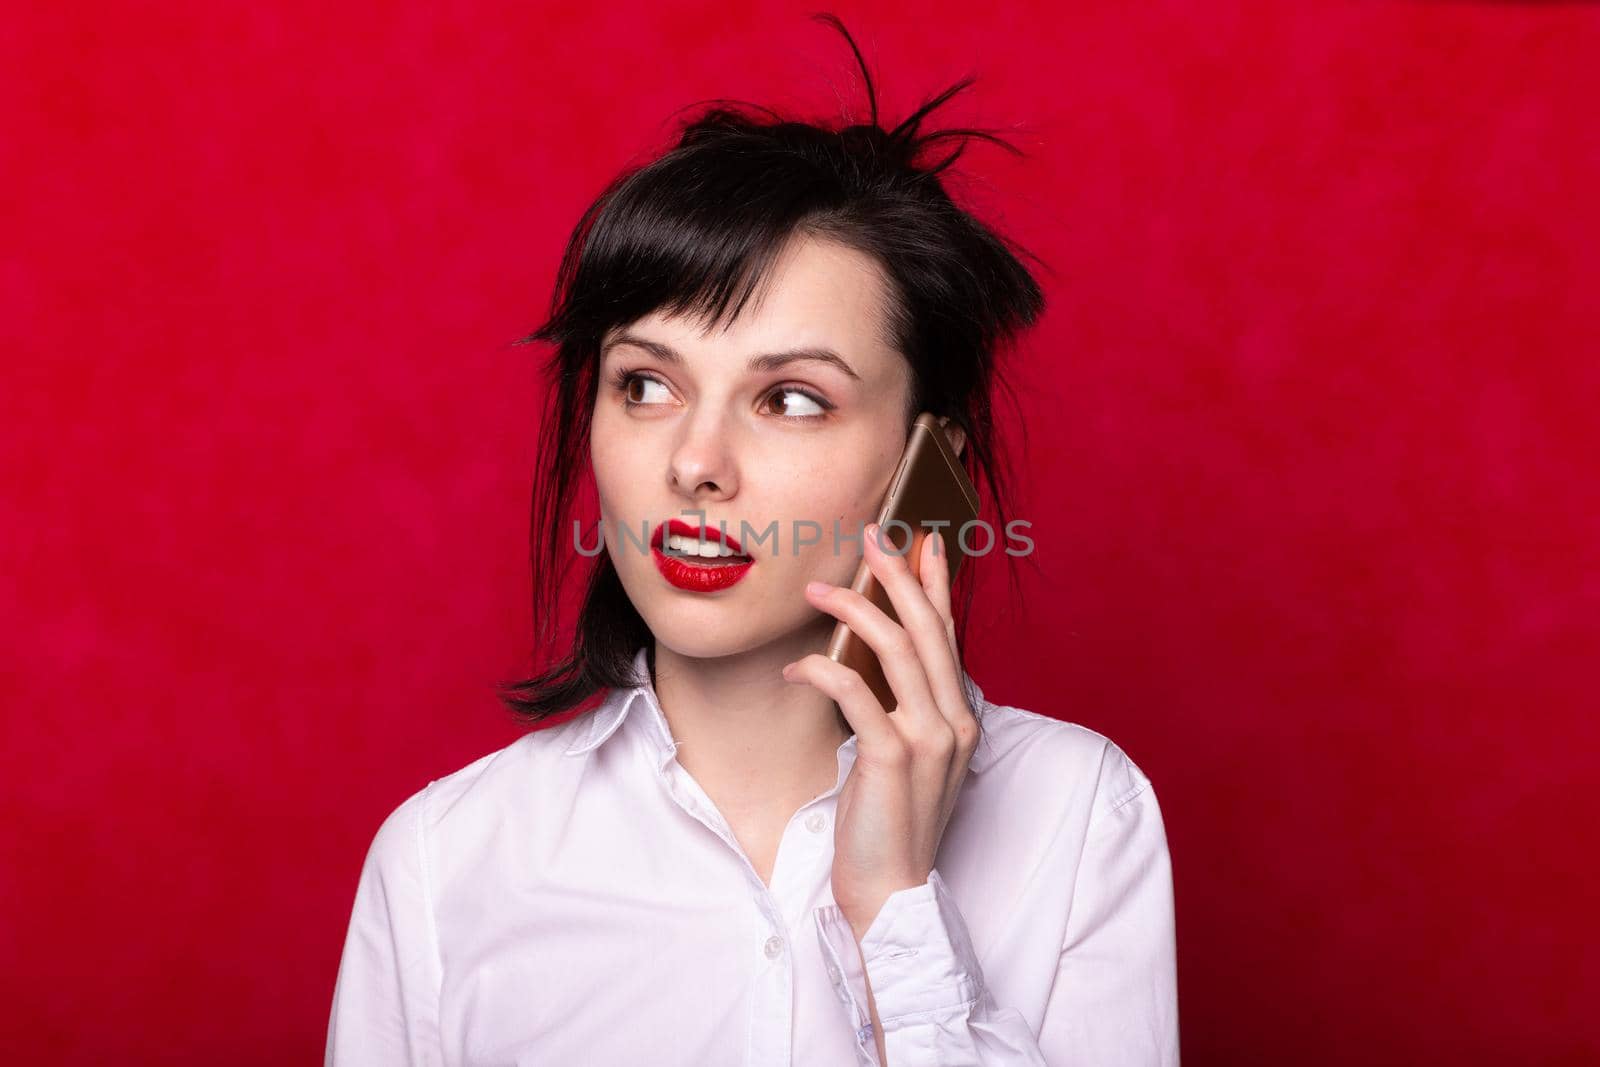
[326,646,1179,1065]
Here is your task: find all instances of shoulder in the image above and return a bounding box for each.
[973,696,1158,823]
[363,715,592,869]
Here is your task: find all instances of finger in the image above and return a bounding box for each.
[804,568,939,726]
[862,524,970,736]
[920,529,959,660]
[859,524,949,727]
[902,528,970,713]
[782,653,903,760]
[893,529,982,789]
[786,651,950,863]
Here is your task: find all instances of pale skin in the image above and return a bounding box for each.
[589,232,979,1063]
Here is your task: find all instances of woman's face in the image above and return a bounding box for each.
[589,233,915,661]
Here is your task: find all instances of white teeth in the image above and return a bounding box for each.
[666,534,744,558]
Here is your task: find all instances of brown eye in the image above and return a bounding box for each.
[763,385,830,420]
[617,372,671,407]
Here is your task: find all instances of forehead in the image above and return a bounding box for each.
[604,235,902,369]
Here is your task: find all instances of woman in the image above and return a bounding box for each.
[327,15,1178,1066]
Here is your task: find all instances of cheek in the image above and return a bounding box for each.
[588,421,632,512]
[791,473,892,577]
[824,449,901,521]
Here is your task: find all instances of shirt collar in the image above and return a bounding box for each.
[564,645,997,773]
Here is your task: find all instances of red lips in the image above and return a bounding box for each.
[650,518,754,593]
[651,518,746,555]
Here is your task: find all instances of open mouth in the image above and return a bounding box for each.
[650,519,755,592]
[646,518,752,566]
[651,519,754,567]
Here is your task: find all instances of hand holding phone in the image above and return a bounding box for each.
[823,412,980,712]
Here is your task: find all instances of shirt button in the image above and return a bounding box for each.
[763,934,784,960]
[805,812,827,833]
[826,964,842,982]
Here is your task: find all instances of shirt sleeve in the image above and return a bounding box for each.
[325,785,444,1067]
[811,744,1179,1066]
[1039,749,1179,1065]
[815,869,1050,1065]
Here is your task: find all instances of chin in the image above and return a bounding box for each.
[636,602,830,664]
[642,632,763,665]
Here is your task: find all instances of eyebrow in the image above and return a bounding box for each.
[601,332,863,381]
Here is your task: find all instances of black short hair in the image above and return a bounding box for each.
[497,12,1047,724]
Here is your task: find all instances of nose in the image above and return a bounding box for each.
[668,413,739,501]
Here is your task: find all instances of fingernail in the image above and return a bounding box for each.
[781,661,796,679]
[806,580,829,596]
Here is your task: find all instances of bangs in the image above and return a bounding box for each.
[535,120,847,348]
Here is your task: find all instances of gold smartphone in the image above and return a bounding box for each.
[823,412,981,712]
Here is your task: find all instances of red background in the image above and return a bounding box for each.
[4,1,1597,1063]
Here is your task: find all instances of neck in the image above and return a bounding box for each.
[649,626,852,816]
